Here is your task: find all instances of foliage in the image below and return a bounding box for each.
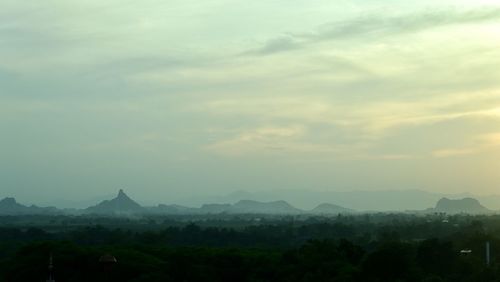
[0,214,499,281]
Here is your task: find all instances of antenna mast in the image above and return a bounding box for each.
[47,253,55,282]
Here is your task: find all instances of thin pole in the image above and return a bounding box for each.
[47,253,55,282]
[486,241,491,266]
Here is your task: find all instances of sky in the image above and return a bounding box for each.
[1,0,500,205]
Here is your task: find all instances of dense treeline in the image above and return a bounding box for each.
[0,214,500,281]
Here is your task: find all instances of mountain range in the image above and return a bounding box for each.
[0,190,354,216]
[147,199,351,215]
[174,189,494,211]
[36,189,500,211]
[0,189,495,216]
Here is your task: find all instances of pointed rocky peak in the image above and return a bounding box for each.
[114,190,138,206]
[117,189,128,199]
[86,189,144,214]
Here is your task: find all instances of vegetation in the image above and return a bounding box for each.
[0,214,500,281]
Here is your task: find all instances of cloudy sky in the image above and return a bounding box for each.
[1,0,500,204]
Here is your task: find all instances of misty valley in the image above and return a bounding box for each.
[1,190,500,281]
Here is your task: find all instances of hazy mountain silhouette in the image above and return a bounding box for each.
[199,203,233,214]
[86,189,145,215]
[310,203,355,215]
[0,197,59,215]
[40,193,117,209]
[148,200,353,215]
[175,189,478,211]
[8,189,446,215]
[151,204,195,214]
[0,197,26,214]
[430,197,491,214]
[226,200,303,214]
[5,190,496,216]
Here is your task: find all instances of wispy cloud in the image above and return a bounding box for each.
[432,148,478,158]
[199,88,500,159]
[206,125,308,156]
[432,132,500,158]
[198,89,500,136]
[242,36,299,56]
[204,124,381,160]
[246,8,500,56]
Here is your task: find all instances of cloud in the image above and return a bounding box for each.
[246,8,500,55]
[478,132,500,146]
[432,148,478,158]
[432,132,500,158]
[242,36,300,56]
[198,89,500,136]
[198,88,500,160]
[205,123,422,160]
[206,125,309,156]
[205,125,369,158]
[317,8,500,38]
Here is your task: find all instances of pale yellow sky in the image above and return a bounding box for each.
[1,1,500,202]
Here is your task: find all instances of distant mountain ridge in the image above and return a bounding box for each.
[84,190,354,215]
[0,197,59,215]
[0,190,494,216]
[227,200,303,214]
[175,189,479,211]
[199,203,232,214]
[310,203,355,214]
[149,199,352,215]
[33,189,500,211]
